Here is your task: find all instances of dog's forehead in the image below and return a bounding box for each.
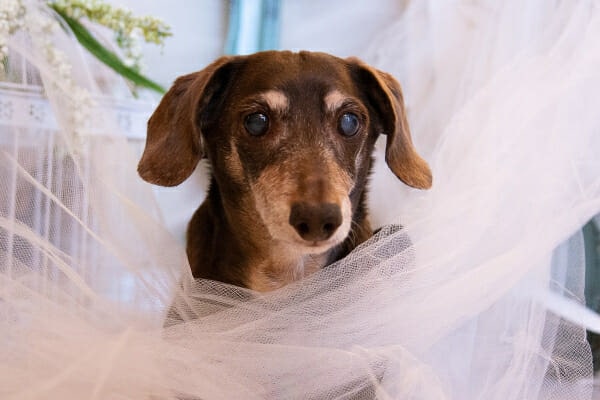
[233,51,356,98]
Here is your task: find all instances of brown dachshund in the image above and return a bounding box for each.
[138,51,431,292]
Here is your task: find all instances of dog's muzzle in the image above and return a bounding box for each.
[289,202,343,243]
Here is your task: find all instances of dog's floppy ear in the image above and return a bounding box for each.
[138,56,235,186]
[349,59,432,189]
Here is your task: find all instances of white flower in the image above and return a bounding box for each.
[0,0,26,68]
[129,27,142,40]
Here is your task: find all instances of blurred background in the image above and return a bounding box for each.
[108,0,406,88]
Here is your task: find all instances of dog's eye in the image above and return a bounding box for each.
[338,113,360,137]
[244,113,269,136]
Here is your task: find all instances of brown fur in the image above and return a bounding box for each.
[138,51,432,292]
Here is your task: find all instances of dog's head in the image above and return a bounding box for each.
[138,51,431,254]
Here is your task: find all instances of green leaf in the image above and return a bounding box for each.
[50,4,166,95]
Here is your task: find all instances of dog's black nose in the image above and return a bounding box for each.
[289,202,343,242]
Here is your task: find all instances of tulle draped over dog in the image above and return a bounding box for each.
[2,1,600,399]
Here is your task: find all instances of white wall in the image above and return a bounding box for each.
[110,0,406,87]
[280,0,405,57]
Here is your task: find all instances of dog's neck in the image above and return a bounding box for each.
[186,179,371,292]
[245,241,332,292]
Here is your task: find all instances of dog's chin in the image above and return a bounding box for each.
[294,239,340,255]
[288,228,350,255]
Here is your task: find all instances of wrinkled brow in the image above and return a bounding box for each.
[258,90,289,112]
[323,90,350,113]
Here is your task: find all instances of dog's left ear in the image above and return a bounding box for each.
[349,59,432,189]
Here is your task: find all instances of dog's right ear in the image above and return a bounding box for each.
[138,56,235,186]
[348,58,432,190]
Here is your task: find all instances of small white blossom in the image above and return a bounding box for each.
[0,0,26,64]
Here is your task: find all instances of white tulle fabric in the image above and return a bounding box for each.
[2,1,600,399]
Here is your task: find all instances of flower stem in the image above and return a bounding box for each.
[50,4,166,94]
